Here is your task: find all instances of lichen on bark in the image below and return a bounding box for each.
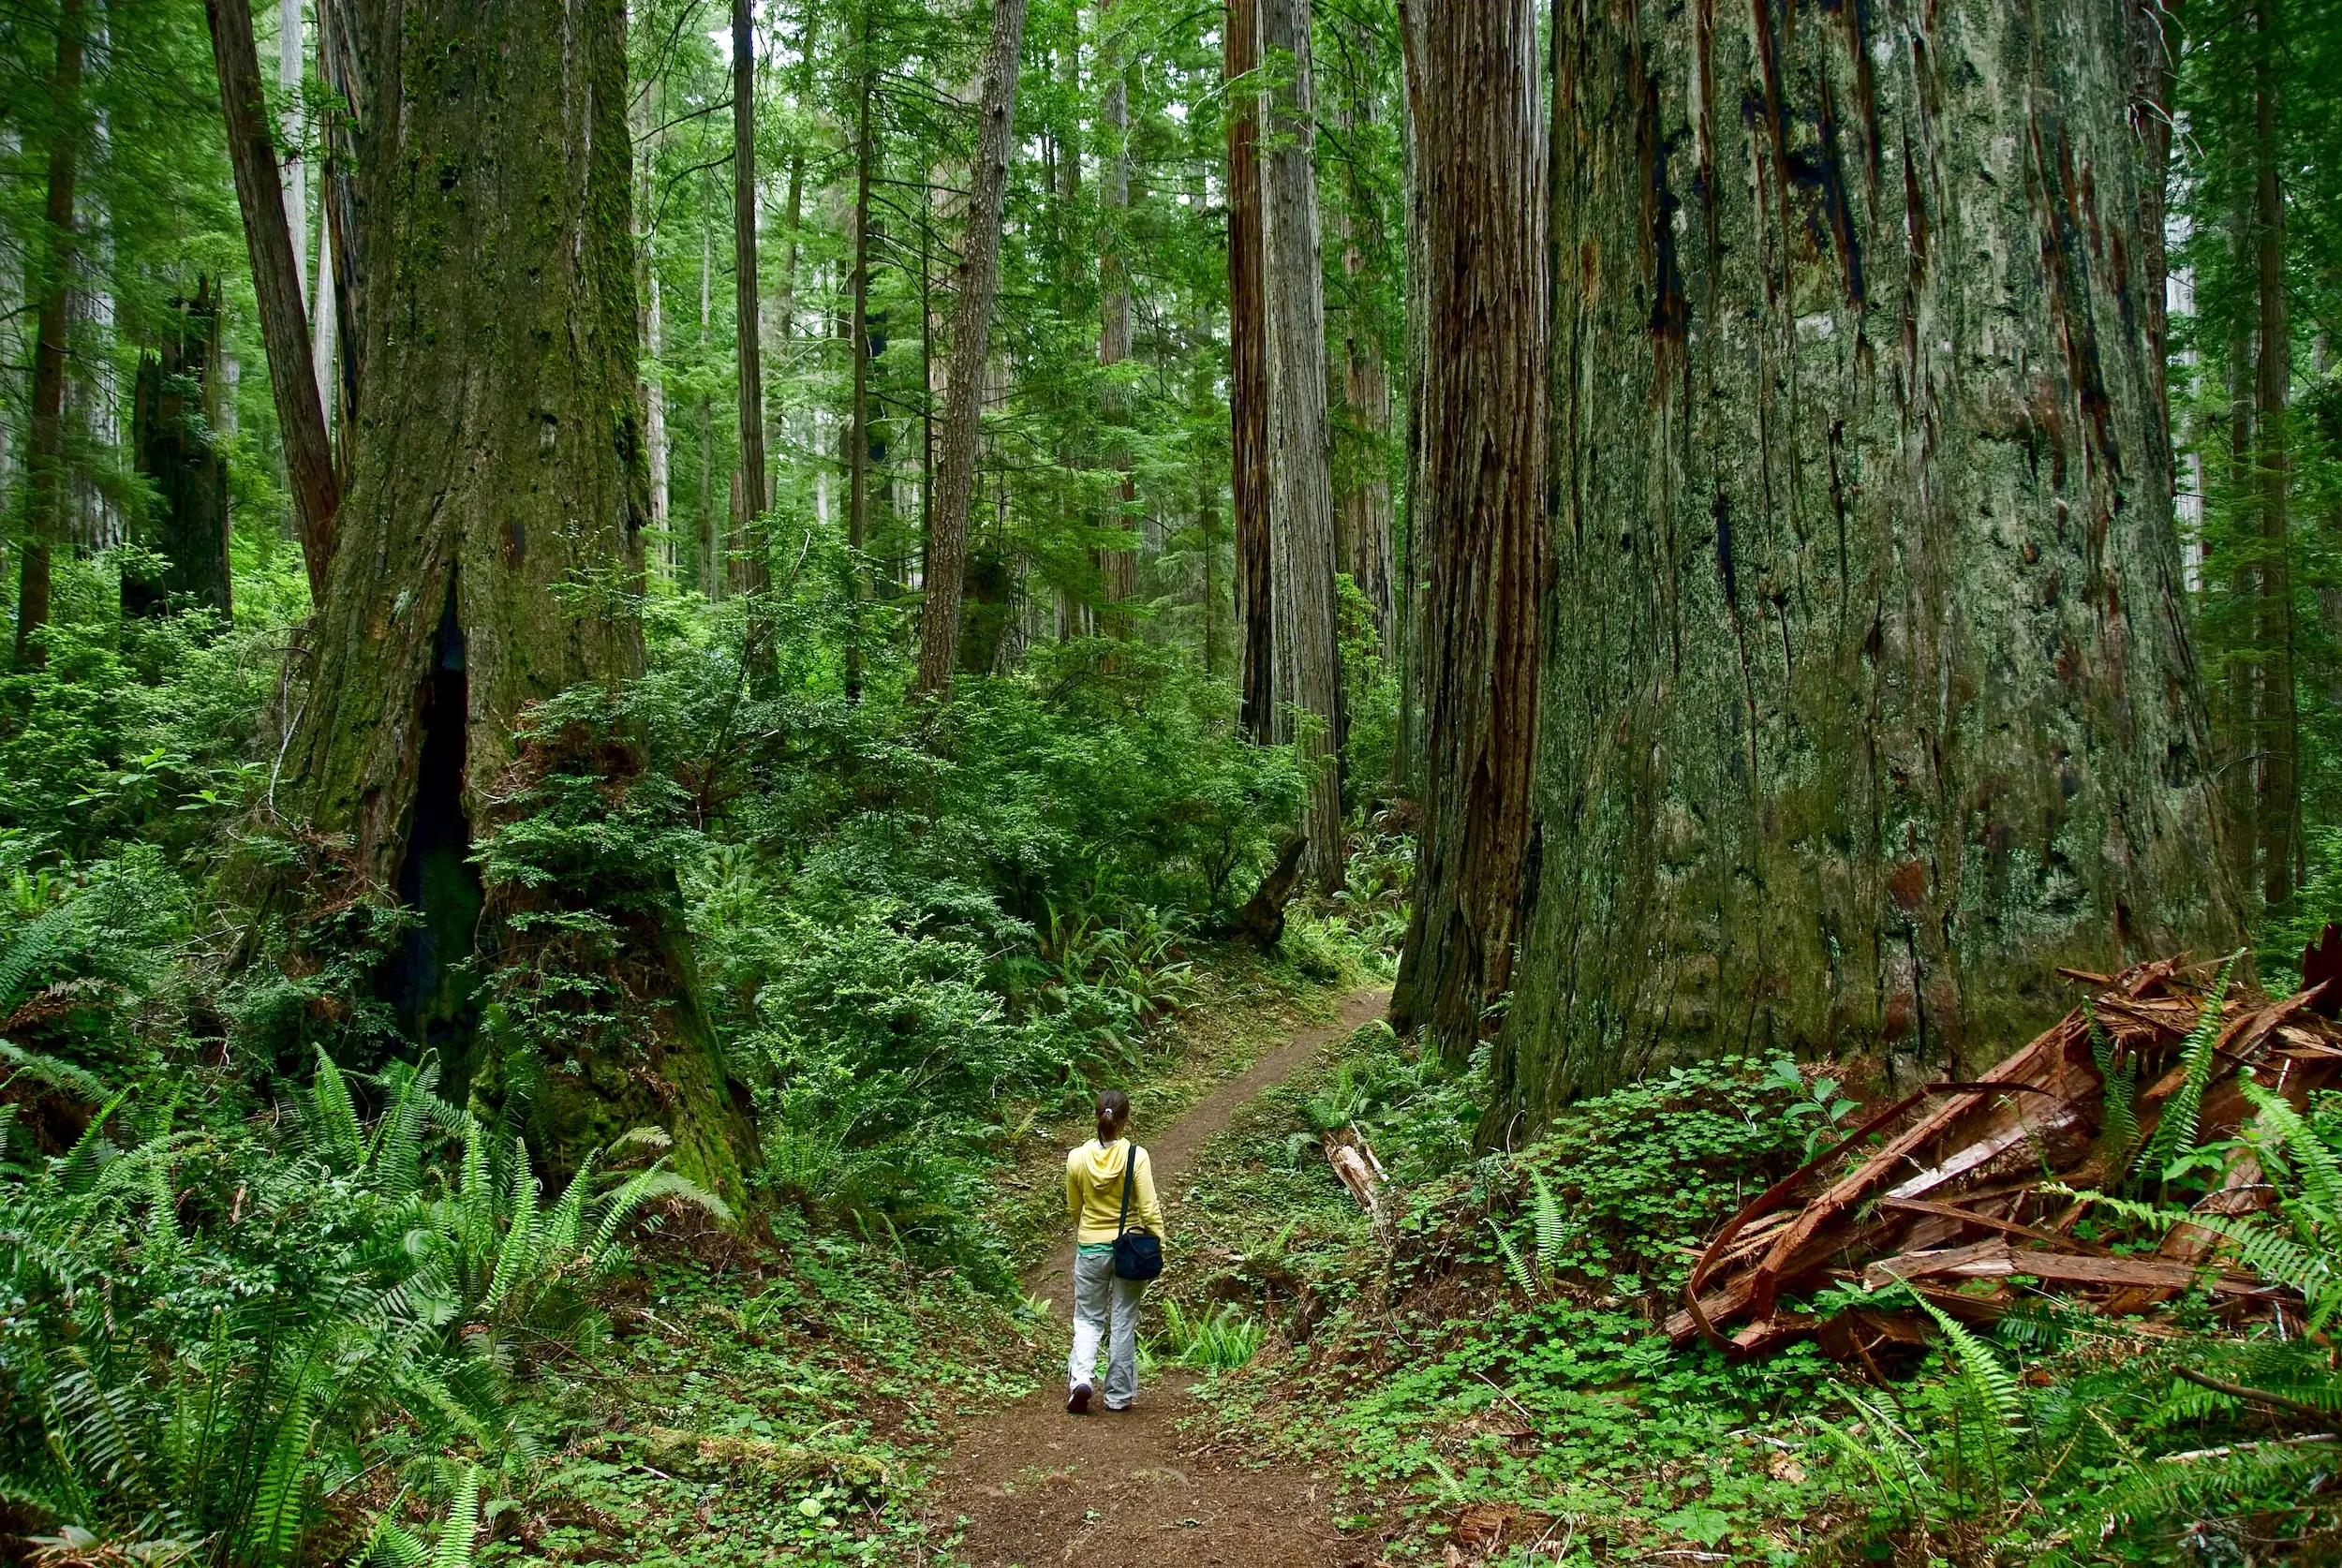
[1500,0,2242,1127]
[273,0,756,1210]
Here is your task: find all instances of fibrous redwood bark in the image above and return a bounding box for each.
[1387,0,1548,1059]
[916,0,1028,695]
[1256,0,1344,893]
[1224,0,1274,744]
[13,0,82,668]
[207,0,337,602]
[1498,0,2241,1124]
[279,0,756,1207]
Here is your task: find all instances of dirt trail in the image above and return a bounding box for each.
[924,985,1388,1568]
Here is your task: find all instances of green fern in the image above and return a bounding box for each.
[2056,1188,2320,1296]
[0,902,76,1011]
[363,1511,430,1568]
[2242,1079,2342,1238]
[1529,1168,1564,1278]
[482,1137,541,1318]
[247,1364,320,1568]
[2083,1000,2140,1163]
[430,1467,482,1568]
[1910,1292,2026,1501]
[1488,1217,1535,1294]
[2134,952,2238,1187]
[307,1049,365,1172]
[2088,1434,2342,1548]
[0,1038,109,1103]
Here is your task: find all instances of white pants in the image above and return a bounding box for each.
[1069,1250,1146,1409]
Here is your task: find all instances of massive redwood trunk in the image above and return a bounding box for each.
[1225,0,1274,744]
[278,0,756,1208]
[917,0,1028,695]
[1388,0,1548,1058]
[1496,0,2241,1125]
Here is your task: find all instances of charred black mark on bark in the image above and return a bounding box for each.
[1749,0,1794,217]
[1826,417,1852,633]
[1844,0,1881,185]
[390,577,484,1070]
[1643,70,1690,369]
[1712,488,1739,606]
[2032,117,2121,489]
[2110,227,2137,345]
[1901,132,1930,277]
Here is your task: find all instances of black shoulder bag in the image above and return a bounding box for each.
[1111,1139,1164,1281]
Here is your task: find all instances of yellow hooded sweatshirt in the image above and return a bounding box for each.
[1066,1138,1166,1248]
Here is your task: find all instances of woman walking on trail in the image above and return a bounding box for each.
[1065,1089,1164,1414]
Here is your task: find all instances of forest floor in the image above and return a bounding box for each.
[920,986,1389,1568]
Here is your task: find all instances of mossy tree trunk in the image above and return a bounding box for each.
[1498,0,2241,1124]
[125,281,232,621]
[280,0,757,1209]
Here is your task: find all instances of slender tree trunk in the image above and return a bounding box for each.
[1256,0,1343,892]
[1497,0,2242,1122]
[2127,0,2180,432]
[647,272,672,573]
[313,0,363,453]
[1095,0,1136,634]
[1331,19,1396,663]
[13,0,82,667]
[698,214,719,599]
[1193,285,1223,677]
[125,280,233,621]
[917,0,1028,695]
[280,0,308,315]
[846,62,876,703]
[278,0,757,1210]
[729,0,769,597]
[1387,0,1548,1058]
[311,185,336,433]
[1225,0,1274,743]
[1393,78,1428,796]
[207,0,337,602]
[2251,0,2295,906]
[2216,258,2257,888]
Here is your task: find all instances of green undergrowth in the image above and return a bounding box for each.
[466,1217,1039,1568]
[1168,1025,2342,1566]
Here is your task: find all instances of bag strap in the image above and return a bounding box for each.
[1115,1139,1141,1236]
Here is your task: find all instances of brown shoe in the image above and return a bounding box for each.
[1066,1383,1092,1415]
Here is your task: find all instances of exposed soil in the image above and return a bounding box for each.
[924,985,1389,1568]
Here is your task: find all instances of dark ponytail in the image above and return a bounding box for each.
[1094,1088,1130,1145]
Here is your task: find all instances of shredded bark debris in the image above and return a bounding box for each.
[1669,951,2340,1362]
